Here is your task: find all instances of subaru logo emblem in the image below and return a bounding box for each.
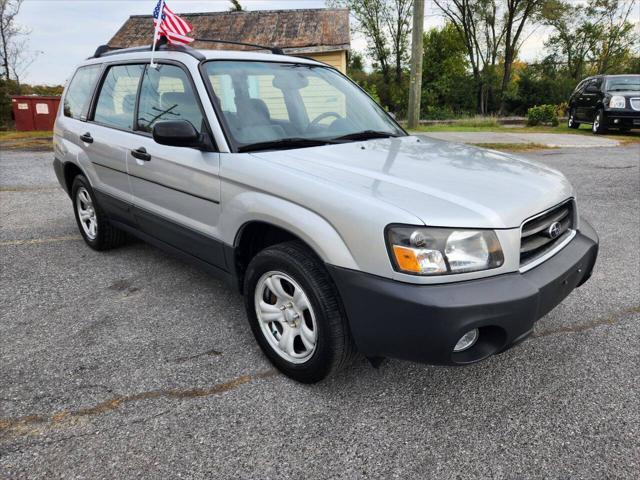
[547,221,562,239]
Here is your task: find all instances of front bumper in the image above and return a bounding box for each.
[604,109,640,128]
[328,218,599,366]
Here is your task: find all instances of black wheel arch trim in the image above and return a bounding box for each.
[54,157,92,197]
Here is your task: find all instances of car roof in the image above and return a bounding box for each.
[81,45,324,68]
[200,48,323,65]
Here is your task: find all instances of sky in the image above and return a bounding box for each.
[16,0,552,86]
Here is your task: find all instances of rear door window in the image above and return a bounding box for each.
[136,64,204,133]
[93,64,145,130]
[63,65,102,120]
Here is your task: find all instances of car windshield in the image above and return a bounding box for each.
[203,61,405,151]
[605,76,640,92]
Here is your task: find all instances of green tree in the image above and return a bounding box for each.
[498,0,546,114]
[542,0,639,80]
[0,77,14,127]
[329,0,413,84]
[503,59,575,114]
[229,0,243,11]
[433,0,545,114]
[347,51,365,74]
[432,0,504,114]
[420,23,475,117]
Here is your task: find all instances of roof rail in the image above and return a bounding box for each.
[90,42,205,61]
[192,38,284,55]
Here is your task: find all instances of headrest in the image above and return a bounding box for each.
[248,98,270,120]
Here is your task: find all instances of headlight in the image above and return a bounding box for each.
[386,226,504,275]
[609,95,626,109]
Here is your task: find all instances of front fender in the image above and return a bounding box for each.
[220,190,359,270]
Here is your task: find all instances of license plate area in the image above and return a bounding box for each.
[536,263,585,318]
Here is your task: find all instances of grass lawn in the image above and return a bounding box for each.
[0,130,53,140]
[469,143,558,152]
[409,120,640,144]
[0,130,53,151]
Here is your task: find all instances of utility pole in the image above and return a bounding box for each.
[407,0,424,129]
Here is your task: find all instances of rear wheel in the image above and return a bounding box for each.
[71,175,127,250]
[243,241,357,383]
[592,109,607,134]
[567,108,580,129]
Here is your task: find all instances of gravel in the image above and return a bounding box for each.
[1,145,638,479]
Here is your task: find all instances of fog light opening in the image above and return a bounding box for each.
[454,328,479,352]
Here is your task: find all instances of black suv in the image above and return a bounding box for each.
[567,74,640,134]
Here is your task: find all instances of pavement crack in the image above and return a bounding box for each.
[0,410,172,455]
[0,369,277,438]
[533,305,640,338]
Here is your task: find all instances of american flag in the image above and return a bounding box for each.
[153,0,194,45]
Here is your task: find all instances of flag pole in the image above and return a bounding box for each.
[150,0,165,68]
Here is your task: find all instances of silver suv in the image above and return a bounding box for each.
[53,44,599,383]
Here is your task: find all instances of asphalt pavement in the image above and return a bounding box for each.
[1,143,639,479]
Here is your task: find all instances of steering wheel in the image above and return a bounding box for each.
[307,111,342,130]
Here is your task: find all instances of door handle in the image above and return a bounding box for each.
[131,147,151,162]
[79,132,93,144]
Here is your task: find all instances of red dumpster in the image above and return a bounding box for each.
[10,95,61,131]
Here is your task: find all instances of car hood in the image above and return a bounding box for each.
[250,136,574,228]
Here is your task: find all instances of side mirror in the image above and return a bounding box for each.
[153,120,204,148]
[585,85,599,94]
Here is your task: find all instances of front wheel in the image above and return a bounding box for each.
[567,108,580,129]
[592,109,607,134]
[243,241,357,383]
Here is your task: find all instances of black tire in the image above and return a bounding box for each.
[592,108,607,134]
[243,241,357,383]
[71,174,127,251]
[567,108,580,129]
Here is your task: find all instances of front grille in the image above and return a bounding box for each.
[520,200,574,266]
[630,98,640,111]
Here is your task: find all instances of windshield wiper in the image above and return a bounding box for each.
[238,137,336,153]
[608,88,640,92]
[332,130,400,142]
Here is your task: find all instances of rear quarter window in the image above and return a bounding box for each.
[63,65,102,120]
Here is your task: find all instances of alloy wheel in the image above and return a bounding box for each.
[76,186,98,240]
[254,271,318,364]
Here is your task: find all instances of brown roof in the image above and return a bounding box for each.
[108,8,350,54]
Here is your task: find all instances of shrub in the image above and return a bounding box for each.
[556,101,569,118]
[527,104,559,126]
